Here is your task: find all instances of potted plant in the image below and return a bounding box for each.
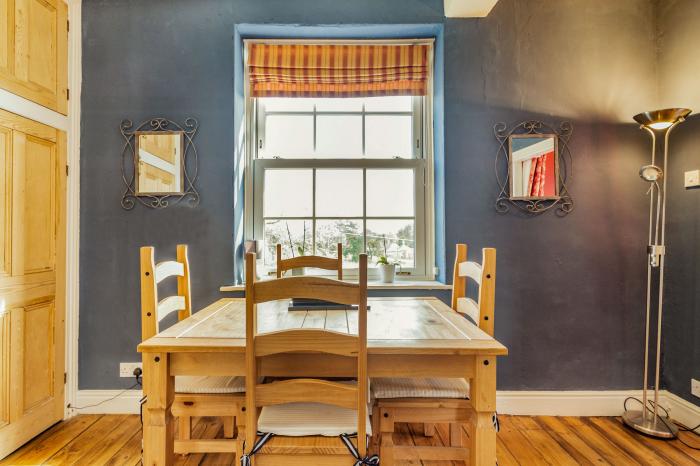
[376,236,399,283]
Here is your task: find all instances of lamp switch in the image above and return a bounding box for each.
[685,170,700,188]
[692,379,700,399]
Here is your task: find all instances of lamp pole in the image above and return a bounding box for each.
[622,108,690,438]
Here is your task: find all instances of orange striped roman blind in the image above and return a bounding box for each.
[247,43,430,98]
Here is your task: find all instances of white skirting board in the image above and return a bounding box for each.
[71,389,700,427]
[496,390,700,428]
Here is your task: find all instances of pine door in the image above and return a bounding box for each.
[0,109,66,459]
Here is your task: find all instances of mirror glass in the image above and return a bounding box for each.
[509,135,558,198]
[136,132,184,195]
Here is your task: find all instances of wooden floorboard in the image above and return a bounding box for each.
[1,414,698,465]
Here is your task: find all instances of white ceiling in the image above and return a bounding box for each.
[444,0,499,18]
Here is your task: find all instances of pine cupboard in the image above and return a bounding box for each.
[0,109,66,459]
[0,0,68,114]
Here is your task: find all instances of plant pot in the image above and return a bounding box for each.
[378,264,396,283]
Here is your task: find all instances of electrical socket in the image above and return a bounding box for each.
[685,170,700,189]
[119,362,142,378]
[692,378,700,399]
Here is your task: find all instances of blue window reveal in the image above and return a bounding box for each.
[233,24,445,284]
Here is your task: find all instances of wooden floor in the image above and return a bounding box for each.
[1,415,698,465]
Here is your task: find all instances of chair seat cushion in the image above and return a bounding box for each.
[258,402,372,437]
[371,378,470,399]
[175,376,246,394]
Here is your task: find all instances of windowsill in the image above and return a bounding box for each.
[219,279,451,292]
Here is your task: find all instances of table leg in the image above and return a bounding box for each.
[470,355,497,465]
[143,352,175,466]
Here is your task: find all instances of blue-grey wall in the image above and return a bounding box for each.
[80,0,659,390]
[658,0,700,406]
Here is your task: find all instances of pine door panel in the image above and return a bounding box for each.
[0,126,10,278]
[0,0,12,77]
[20,301,55,412]
[15,0,56,91]
[12,132,55,275]
[0,0,67,114]
[0,312,9,429]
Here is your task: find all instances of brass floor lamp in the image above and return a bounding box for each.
[622,108,692,438]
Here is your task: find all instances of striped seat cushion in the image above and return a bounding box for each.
[258,402,372,437]
[175,376,246,394]
[371,378,470,399]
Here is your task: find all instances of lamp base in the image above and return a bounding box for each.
[622,410,678,438]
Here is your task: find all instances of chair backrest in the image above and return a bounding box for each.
[276,243,343,279]
[450,244,496,336]
[140,244,192,341]
[246,251,368,456]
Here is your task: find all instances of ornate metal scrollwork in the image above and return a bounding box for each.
[120,117,200,210]
[494,120,574,216]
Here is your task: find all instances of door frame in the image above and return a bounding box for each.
[64,0,81,417]
[0,0,81,418]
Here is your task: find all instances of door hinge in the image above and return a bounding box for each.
[66,165,69,176]
[64,372,67,384]
[67,20,70,32]
[66,88,70,100]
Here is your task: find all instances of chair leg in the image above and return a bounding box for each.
[223,416,235,439]
[450,422,464,447]
[379,408,396,466]
[371,406,380,452]
[379,408,395,433]
[178,416,191,441]
[424,422,436,437]
[381,433,395,466]
[234,437,242,465]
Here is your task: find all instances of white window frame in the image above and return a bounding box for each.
[243,38,436,281]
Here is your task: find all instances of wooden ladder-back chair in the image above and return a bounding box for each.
[242,252,375,466]
[451,243,497,336]
[140,245,245,457]
[276,242,343,279]
[371,244,496,465]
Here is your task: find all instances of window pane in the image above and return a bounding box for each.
[262,98,314,112]
[264,169,313,217]
[263,219,313,267]
[364,96,413,112]
[262,115,313,158]
[315,98,364,112]
[316,115,362,158]
[316,170,363,217]
[366,169,414,217]
[365,115,413,158]
[315,219,363,269]
[366,219,415,268]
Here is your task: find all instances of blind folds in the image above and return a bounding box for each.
[247,43,430,98]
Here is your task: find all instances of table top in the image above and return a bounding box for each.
[138,297,508,356]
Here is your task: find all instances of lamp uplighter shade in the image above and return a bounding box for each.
[633,108,692,129]
[639,165,662,182]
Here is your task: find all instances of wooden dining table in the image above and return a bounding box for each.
[138,296,508,465]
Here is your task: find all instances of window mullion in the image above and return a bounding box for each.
[313,105,317,155]
[312,168,317,255]
[362,104,366,157]
[362,168,367,254]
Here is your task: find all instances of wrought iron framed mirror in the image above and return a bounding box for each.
[494,120,573,216]
[120,117,199,209]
